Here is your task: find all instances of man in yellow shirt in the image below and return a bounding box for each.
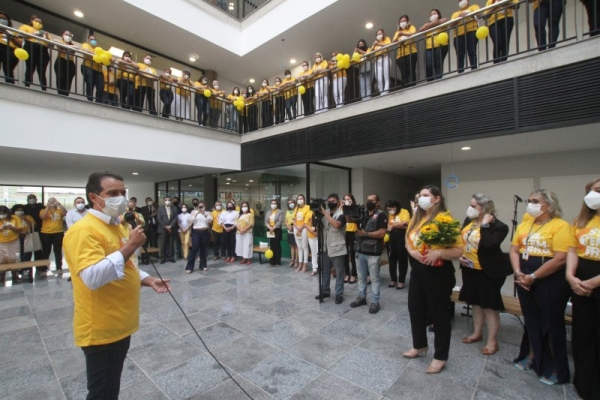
[80,35,105,102]
[134,54,158,115]
[64,172,170,400]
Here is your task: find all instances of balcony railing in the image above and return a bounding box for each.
[0,0,597,134]
[205,0,271,20]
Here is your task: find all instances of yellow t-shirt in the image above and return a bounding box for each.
[346,222,357,232]
[40,208,65,234]
[80,42,103,71]
[512,217,571,257]
[211,210,223,233]
[311,60,329,79]
[18,24,47,45]
[1,32,20,49]
[103,69,116,94]
[135,63,157,88]
[461,222,482,270]
[306,210,317,239]
[297,69,315,89]
[294,205,312,229]
[64,213,140,347]
[372,36,392,57]
[0,216,22,243]
[280,77,298,99]
[452,5,481,36]
[285,209,296,231]
[392,25,418,58]
[486,0,519,25]
[407,214,463,251]
[236,213,254,232]
[388,209,411,228]
[176,79,193,97]
[116,62,136,80]
[210,89,225,109]
[570,215,600,261]
[426,28,446,50]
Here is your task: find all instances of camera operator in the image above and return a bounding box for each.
[350,193,388,314]
[315,194,347,304]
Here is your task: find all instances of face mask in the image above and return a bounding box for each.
[202,80,207,84]
[275,81,281,85]
[234,90,239,95]
[147,201,153,206]
[526,203,543,217]
[248,89,253,93]
[285,74,291,79]
[344,200,351,206]
[215,205,222,211]
[366,201,377,211]
[76,203,86,211]
[227,206,234,211]
[430,14,439,22]
[327,202,337,210]
[399,21,408,29]
[183,74,189,80]
[289,203,295,209]
[63,35,72,43]
[124,57,131,62]
[28,199,36,205]
[242,207,249,212]
[297,199,304,206]
[376,34,383,41]
[99,195,127,218]
[15,211,24,216]
[584,191,600,210]
[271,204,277,210]
[466,206,479,219]
[358,44,367,50]
[144,58,152,65]
[214,85,219,89]
[199,206,205,210]
[0,18,8,26]
[181,208,187,213]
[388,209,396,215]
[459,0,469,8]
[90,39,97,46]
[302,65,308,71]
[315,57,321,63]
[418,196,434,210]
[164,72,171,77]
[262,82,267,87]
[0,214,7,219]
[33,21,42,30]
[165,201,171,206]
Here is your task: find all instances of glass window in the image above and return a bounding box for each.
[0,185,42,209]
[180,176,204,207]
[43,187,86,211]
[309,163,350,201]
[157,182,168,202]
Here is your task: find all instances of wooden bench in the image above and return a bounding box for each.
[0,259,51,283]
[253,246,269,264]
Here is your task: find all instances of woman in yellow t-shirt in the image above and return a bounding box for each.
[354,39,373,100]
[297,60,315,115]
[159,67,177,117]
[246,85,259,132]
[371,29,392,95]
[329,52,347,108]
[227,87,243,133]
[280,69,297,121]
[19,15,50,90]
[392,14,418,88]
[0,12,22,84]
[272,77,285,125]
[293,194,311,273]
[485,0,518,63]
[385,200,410,289]
[0,206,26,282]
[419,9,450,82]
[451,0,481,73]
[285,198,298,267]
[510,189,571,385]
[404,185,462,374]
[39,197,67,276]
[312,52,329,113]
[53,30,78,96]
[258,79,273,128]
[235,202,254,264]
[567,178,600,399]
[174,69,193,121]
[343,194,358,283]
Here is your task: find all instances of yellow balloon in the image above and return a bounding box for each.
[384,233,390,243]
[336,60,344,69]
[237,105,244,112]
[94,46,104,55]
[14,48,29,61]
[342,54,350,63]
[103,50,112,59]
[335,53,343,61]
[298,85,306,95]
[265,249,274,259]
[352,52,361,62]
[204,89,212,97]
[93,54,102,64]
[342,60,350,70]
[476,26,490,40]
[100,54,109,64]
[436,32,449,46]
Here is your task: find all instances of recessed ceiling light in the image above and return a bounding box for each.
[229,2,235,10]
[232,180,237,183]
[132,172,139,175]
[226,177,231,180]
[249,79,255,83]
[249,180,254,183]
[188,184,193,187]
[245,184,249,186]
[189,54,198,62]
[290,59,296,64]
[461,146,472,151]
[226,182,230,185]
[74,10,84,18]
[365,22,373,29]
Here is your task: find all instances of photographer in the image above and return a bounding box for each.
[315,194,347,304]
[350,193,388,314]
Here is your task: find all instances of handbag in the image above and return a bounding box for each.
[24,225,42,253]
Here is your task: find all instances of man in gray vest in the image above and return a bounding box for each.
[351,193,388,314]
[315,194,347,304]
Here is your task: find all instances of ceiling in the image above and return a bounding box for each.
[7,0,461,85]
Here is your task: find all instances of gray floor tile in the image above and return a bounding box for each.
[384,366,475,400]
[289,371,380,400]
[256,299,305,319]
[38,316,75,338]
[287,333,350,369]
[0,315,37,334]
[341,306,396,328]
[0,325,40,349]
[32,305,71,325]
[0,290,25,302]
[243,352,323,399]
[318,318,372,345]
[0,304,32,321]
[43,330,75,353]
[3,381,65,400]
[358,327,414,361]
[129,323,180,353]
[0,296,28,311]
[129,339,203,376]
[29,297,73,313]
[48,346,86,379]
[143,302,198,323]
[198,374,277,400]
[119,378,169,400]
[284,308,337,331]
[211,335,279,373]
[224,309,280,334]
[564,383,582,400]
[186,276,222,288]
[183,321,244,351]
[0,358,56,395]
[203,299,250,320]
[473,390,509,400]
[408,351,486,389]
[0,337,47,371]
[251,320,310,349]
[159,311,219,336]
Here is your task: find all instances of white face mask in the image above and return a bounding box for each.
[76,203,86,211]
[466,206,479,219]
[63,35,72,43]
[297,199,304,206]
[28,199,36,205]
[234,90,239,95]
[241,207,248,212]
[144,58,152,65]
[164,72,170,77]
[526,203,543,218]
[285,74,291,79]
[315,57,321,63]
[99,195,127,218]
[376,34,383,41]
[215,205,222,211]
[459,0,469,8]
[147,201,153,206]
[584,191,600,210]
[262,82,267,87]
[124,57,131,62]
[344,200,351,206]
[0,214,7,219]
[288,203,295,209]
[214,84,219,89]
[271,204,277,210]
[430,14,439,22]
[165,201,171,206]
[418,196,434,210]
[302,65,308,71]
[388,209,396,215]
[399,21,408,30]
[183,74,190,80]
[15,211,24,216]
[181,208,188,213]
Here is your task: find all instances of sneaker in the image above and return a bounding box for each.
[335,295,343,304]
[350,297,367,308]
[369,302,380,314]
[315,293,330,300]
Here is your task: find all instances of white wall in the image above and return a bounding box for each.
[352,168,421,208]
[126,181,155,202]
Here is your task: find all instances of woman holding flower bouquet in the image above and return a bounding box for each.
[403,185,463,374]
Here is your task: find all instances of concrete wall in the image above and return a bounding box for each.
[352,168,421,208]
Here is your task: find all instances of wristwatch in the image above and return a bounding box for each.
[529,273,538,281]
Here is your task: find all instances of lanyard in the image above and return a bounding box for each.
[525,219,550,246]
[466,223,479,244]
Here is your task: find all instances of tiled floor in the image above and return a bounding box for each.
[0,256,580,400]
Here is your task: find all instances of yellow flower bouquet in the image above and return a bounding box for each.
[417,212,461,266]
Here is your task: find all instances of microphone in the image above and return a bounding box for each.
[514,195,523,203]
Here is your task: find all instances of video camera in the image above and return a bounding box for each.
[309,198,327,215]
[343,203,366,224]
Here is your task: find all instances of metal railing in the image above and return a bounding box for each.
[0,0,597,134]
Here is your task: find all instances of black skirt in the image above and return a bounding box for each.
[459,267,506,311]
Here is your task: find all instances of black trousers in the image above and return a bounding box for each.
[117,78,134,109]
[223,228,236,257]
[104,92,119,107]
[408,256,455,360]
[489,17,514,63]
[344,231,357,277]
[274,96,285,124]
[158,231,175,261]
[212,230,226,258]
[260,100,272,127]
[572,258,600,400]
[134,86,157,115]
[54,58,75,96]
[82,66,104,102]
[454,31,478,73]
[285,96,297,121]
[247,105,259,132]
[160,89,174,118]
[0,43,19,83]
[516,256,570,383]
[23,41,49,90]
[40,232,64,271]
[209,107,222,127]
[82,336,131,400]
[268,228,282,266]
[582,0,600,36]
[395,53,418,88]
[302,87,315,116]
[425,46,448,81]
[186,229,210,271]
[387,231,408,284]
[533,0,564,50]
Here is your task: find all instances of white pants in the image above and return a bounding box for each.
[332,76,347,107]
[314,77,329,112]
[174,94,190,119]
[295,228,310,263]
[308,236,318,271]
[235,232,253,259]
[375,55,390,94]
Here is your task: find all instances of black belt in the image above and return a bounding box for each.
[193,228,209,231]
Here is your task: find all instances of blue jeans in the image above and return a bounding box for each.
[357,253,381,303]
[534,0,564,50]
[321,254,345,297]
[196,96,210,125]
[83,65,104,103]
[425,46,448,81]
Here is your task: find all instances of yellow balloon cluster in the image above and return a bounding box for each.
[476,26,489,40]
[436,32,449,46]
[204,89,212,97]
[14,48,29,61]
[233,97,245,111]
[265,249,274,259]
[352,52,361,62]
[92,47,113,66]
[298,85,306,95]
[336,54,351,70]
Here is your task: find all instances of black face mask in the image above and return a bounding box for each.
[227,206,234,211]
[366,201,377,211]
[327,202,337,210]
[192,202,199,206]
[358,44,367,51]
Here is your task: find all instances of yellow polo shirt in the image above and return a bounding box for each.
[18,24,46,45]
[176,79,193,97]
[486,0,519,25]
[512,217,571,257]
[297,69,315,89]
[372,36,392,57]
[39,208,65,234]
[212,210,223,233]
[0,216,22,243]
[210,89,225,108]
[462,222,482,270]
[281,77,298,99]
[570,216,600,261]
[64,213,140,347]
[311,60,329,79]
[452,5,481,36]
[392,25,418,58]
[81,42,103,71]
[135,63,157,88]
[426,28,446,50]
